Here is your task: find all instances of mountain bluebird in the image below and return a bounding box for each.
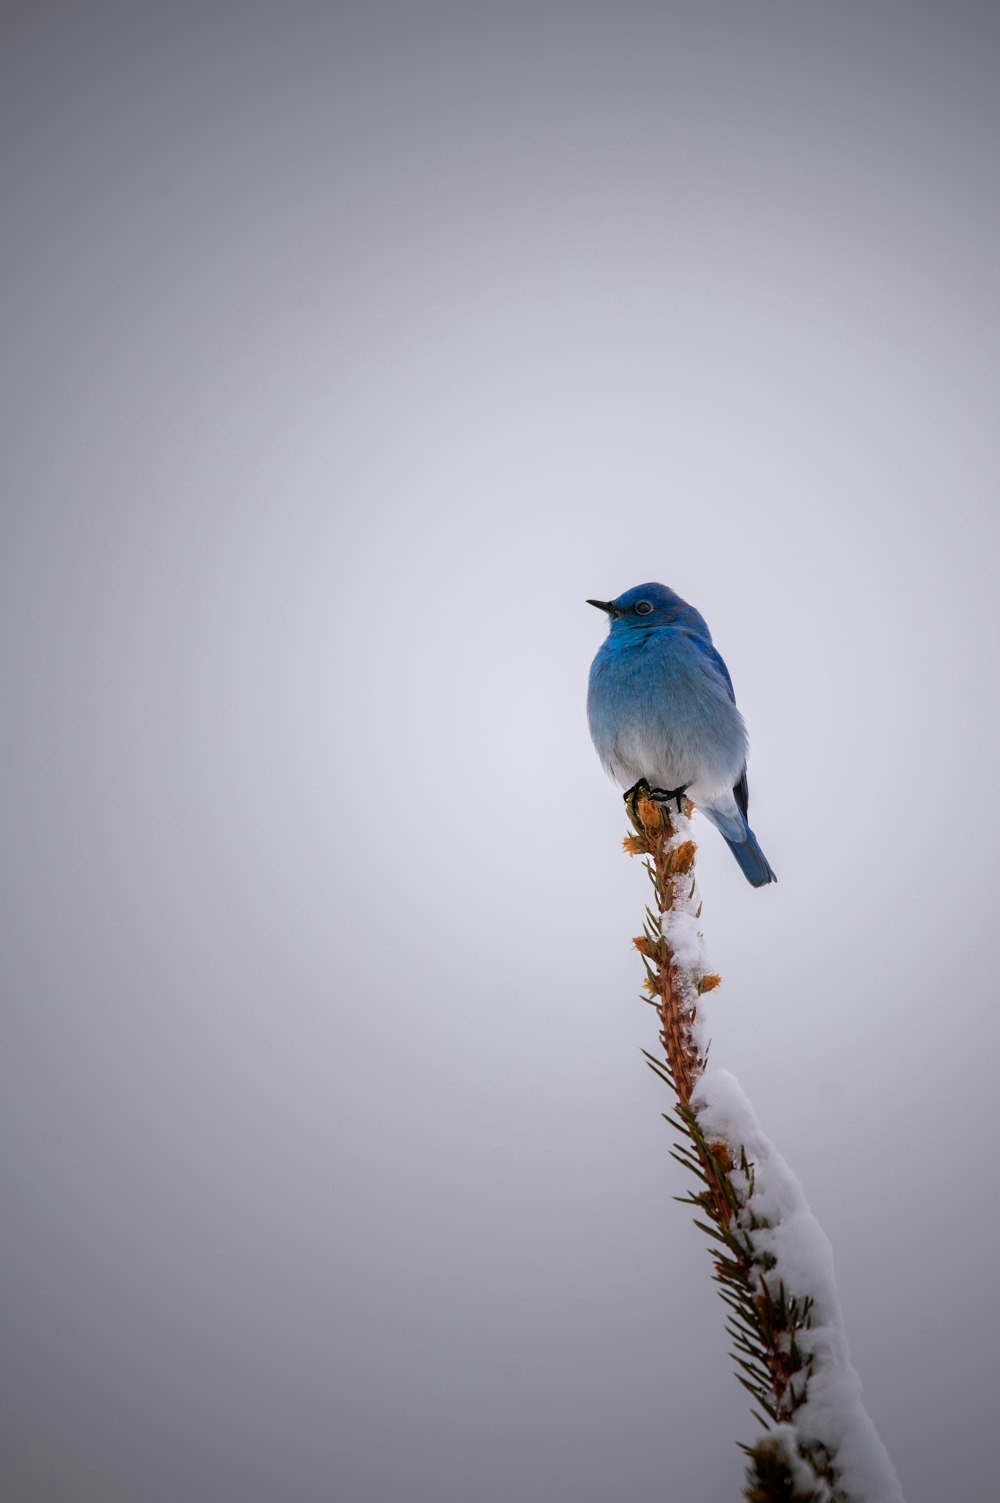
[587,582,776,887]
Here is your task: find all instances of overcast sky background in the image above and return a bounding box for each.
[2,3,999,1500]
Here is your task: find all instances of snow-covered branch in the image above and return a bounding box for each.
[623,793,903,1503]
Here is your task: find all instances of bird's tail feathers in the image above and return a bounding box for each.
[700,799,777,887]
[723,827,777,887]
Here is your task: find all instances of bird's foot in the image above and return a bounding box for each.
[623,779,652,826]
[649,783,690,813]
[623,779,650,803]
[623,779,690,826]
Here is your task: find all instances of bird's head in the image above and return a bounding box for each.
[587,582,692,632]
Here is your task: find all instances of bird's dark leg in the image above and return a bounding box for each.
[623,779,651,825]
[623,778,689,821]
[623,779,650,803]
[649,783,690,813]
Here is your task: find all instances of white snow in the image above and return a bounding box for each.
[661,904,706,979]
[691,1069,906,1503]
[648,807,902,1498]
[656,806,713,1062]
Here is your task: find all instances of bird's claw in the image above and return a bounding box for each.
[623,779,650,826]
[649,783,690,813]
[623,778,690,823]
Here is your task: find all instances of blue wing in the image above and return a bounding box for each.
[684,631,736,701]
[685,631,750,816]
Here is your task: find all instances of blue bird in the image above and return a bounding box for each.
[587,583,776,887]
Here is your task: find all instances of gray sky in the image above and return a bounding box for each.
[2,3,998,1500]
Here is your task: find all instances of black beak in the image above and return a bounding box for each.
[587,598,618,617]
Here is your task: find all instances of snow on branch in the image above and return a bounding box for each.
[622,792,904,1503]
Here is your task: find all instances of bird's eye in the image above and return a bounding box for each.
[635,601,653,615]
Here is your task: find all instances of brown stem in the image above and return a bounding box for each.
[630,795,704,1110]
